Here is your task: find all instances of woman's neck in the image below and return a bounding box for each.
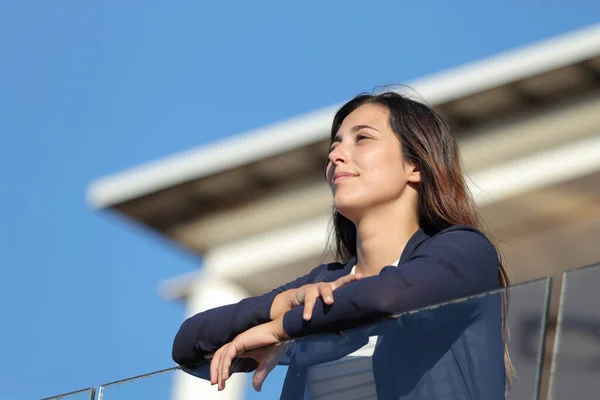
[354,205,419,277]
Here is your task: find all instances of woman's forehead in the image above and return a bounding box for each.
[341,104,389,129]
[332,104,389,138]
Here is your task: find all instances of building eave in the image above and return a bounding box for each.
[86,23,600,210]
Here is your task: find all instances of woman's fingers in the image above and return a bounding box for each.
[303,279,352,320]
[303,288,317,320]
[252,363,270,392]
[211,322,283,391]
[211,343,235,389]
[210,345,225,385]
[219,345,235,390]
[217,346,224,390]
[218,339,247,391]
[290,288,304,308]
[252,354,277,392]
[251,343,290,392]
[331,273,362,290]
[304,283,332,321]
[298,274,363,321]
[318,283,334,305]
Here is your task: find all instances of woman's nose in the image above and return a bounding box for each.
[328,144,348,165]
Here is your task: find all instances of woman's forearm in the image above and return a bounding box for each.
[270,289,296,320]
[173,264,328,368]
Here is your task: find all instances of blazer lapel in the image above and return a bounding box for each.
[399,228,428,265]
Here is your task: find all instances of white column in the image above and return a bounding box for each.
[172,274,249,400]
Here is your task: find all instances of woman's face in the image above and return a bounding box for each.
[326,103,420,221]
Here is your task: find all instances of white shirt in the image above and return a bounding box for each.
[305,258,400,400]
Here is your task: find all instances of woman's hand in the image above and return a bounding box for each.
[210,317,289,391]
[270,273,363,320]
[292,273,363,321]
[241,342,291,391]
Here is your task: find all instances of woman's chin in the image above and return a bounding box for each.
[333,201,365,222]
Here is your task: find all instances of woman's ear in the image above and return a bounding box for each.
[407,163,421,183]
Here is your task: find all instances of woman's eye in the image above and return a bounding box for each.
[356,134,369,141]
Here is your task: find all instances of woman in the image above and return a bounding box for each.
[172,90,511,399]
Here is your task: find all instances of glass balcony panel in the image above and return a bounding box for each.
[505,279,552,400]
[549,263,600,400]
[169,280,551,399]
[278,280,550,400]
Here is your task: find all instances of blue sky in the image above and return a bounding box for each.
[0,1,598,399]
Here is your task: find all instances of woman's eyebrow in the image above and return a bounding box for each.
[351,124,379,133]
[331,124,379,146]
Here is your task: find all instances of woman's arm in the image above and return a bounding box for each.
[209,226,503,391]
[269,290,297,320]
[282,226,501,339]
[171,263,330,367]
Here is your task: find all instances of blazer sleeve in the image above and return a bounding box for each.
[172,263,329,368]
[282,227,501,338]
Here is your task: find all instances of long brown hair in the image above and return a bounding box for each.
[326,90,513,382]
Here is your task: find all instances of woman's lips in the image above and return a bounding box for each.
[333,174,357,185]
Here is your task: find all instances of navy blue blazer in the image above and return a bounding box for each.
[172,225,506,399]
